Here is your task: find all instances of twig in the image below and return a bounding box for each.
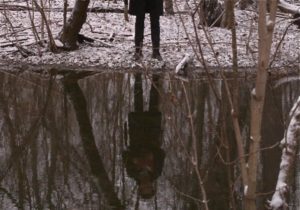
[32,0,57,52]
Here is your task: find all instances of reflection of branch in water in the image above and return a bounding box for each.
[63,79,124,210]
[181,81,209,210]
[0,75,54,210]
[0,186,20,209]
[0,76,53,182]
[42,101,62,210]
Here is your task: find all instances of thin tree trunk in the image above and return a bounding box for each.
[63,0,68,30]
[165,0,174,15]
[32,0,57,52]
[221,0,234,28]
[245,1,278,209]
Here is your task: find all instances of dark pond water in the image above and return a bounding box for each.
[0,71,299,210]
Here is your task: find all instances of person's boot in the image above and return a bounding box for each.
[134,47,143,61]
[152,49,162,61]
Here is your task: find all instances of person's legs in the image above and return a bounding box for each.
[150,12,162,60]
[135,13,145,59]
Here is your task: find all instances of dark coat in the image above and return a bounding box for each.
[129,0,163,16]
[128,111,162,146]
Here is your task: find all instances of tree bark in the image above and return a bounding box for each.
[199,0,223,27]
[239,0,254,10]
[59,0,90,50]
[221,0,234,29]
[165,0,174,15]
[245,0,278,209]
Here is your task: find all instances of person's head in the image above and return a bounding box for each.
[137,169,156,199]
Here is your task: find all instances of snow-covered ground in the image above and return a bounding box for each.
[0,0,299,71]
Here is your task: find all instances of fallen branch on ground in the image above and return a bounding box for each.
[278,0,300,15]
[175,53,194,74]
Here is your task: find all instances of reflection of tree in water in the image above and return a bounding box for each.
[123,74,165,202]
[0,72,127,210]
[162,79,227,210]
[0,72,300,209]
[0,73,54,210]
[63,78,124,210]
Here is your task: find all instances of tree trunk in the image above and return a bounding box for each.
[165,0,174,15]
[245,0,278,209]
[221,0,234,29]
[199,0,223,27]
[239,0,254,10]
[59,0,90,50]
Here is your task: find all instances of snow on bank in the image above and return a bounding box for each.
[0,0,299,71]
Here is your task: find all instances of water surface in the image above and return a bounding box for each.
[0,71,299,210]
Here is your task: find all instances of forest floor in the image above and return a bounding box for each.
[0,0,299,73]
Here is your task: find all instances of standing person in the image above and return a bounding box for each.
[128,0,163,60]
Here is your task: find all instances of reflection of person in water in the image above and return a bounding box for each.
[123,74,165,199]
